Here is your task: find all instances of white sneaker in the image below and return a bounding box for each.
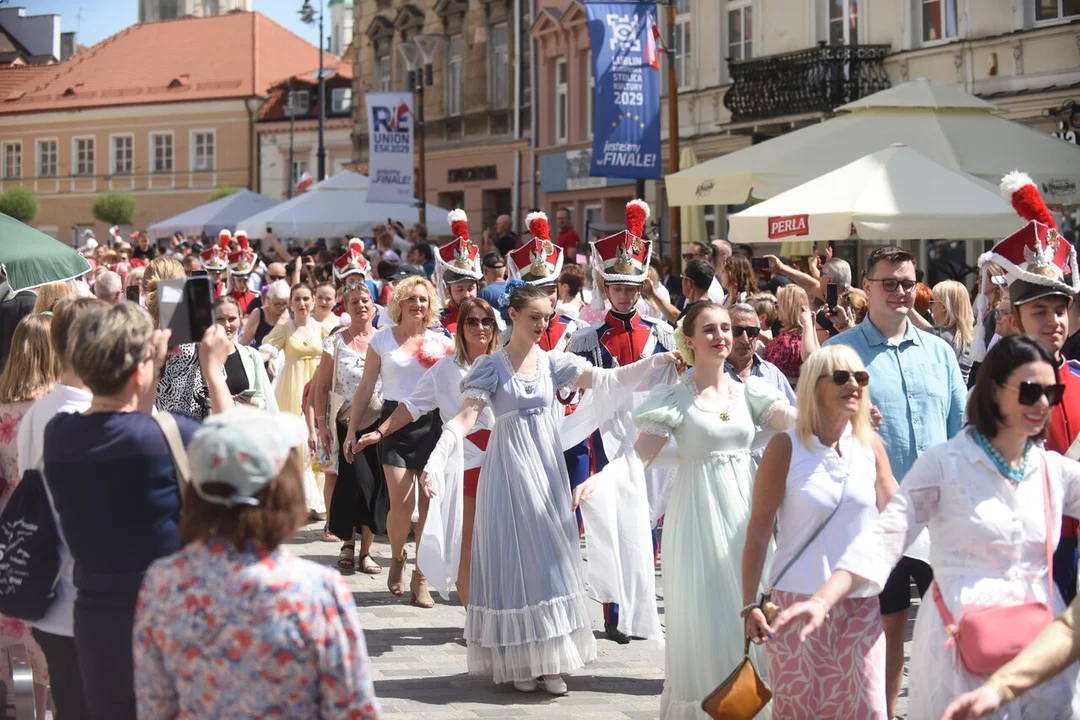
[542,675,568,695]
[513,678,538,693]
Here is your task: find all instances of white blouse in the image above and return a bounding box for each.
[402,353,495,432]
[769,425,879,597]
[369,327,450,403]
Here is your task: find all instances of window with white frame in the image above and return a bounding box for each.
[446,34,463,117]
[555,59,568,145]
[2,142,21,180]
[290,159,307,188]
[151,133,173,173]
[728,0,753,61]
[489,23,510,109]
[111,135,133,175]
[673,0,691,90]
[584,205,602,234]
[74,137,95,176]
[920,0,958,42]
[285,88,310,116]
[585,59,594,139]
[331,87,352,114]
[192,131,215,171]
[376,56,391,93]
[1035,0,1080,21]
[36,140,57,178]
[828,0,859,44]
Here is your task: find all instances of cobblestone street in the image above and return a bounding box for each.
[288,524,915,719]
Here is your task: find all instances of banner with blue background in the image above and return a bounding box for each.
[585,1,661,180]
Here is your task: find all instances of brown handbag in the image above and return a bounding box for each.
[700,637,772,720]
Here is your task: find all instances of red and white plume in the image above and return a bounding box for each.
[349,238,363,254]
[235,230,249,250]
[626,199,649,238]
[1001,171,1057,229]
[448,209,469,241]
[526,211,550,241]
[218,229,232,249]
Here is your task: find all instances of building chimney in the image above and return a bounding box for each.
[60,32,76,61]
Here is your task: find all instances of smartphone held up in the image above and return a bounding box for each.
[157,276,215,347]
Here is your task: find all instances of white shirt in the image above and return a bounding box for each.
[769,425,879,596]
[15,383,92,637]
[403,354,495,470]
[369,327,451,403]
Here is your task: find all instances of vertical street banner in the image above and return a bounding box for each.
[365,92,415,204]
[585,1,661,180]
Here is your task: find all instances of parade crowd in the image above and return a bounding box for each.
[4,171,1080,720]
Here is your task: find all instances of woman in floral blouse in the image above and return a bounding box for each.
[133,406,380,719]
[761,284,811,389]
[0,313,60,720]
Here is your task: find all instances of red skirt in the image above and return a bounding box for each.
[463,429,491,498]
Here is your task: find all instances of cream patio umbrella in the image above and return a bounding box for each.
[678,147,707,248]
[666,78,1080,207]
[727,144,1025,245]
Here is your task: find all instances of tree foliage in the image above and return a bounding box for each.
[91,192,138,225]
[209,185,241,202]
[0,186,38,222]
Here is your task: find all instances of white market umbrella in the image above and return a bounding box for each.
[236,171,452,239]
[147,189,280,239]
[666,78,1080,206]
[728,144,1025,244]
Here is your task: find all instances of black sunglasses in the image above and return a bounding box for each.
[732,326,760,339]
[267,274,285,281]
[682,252,705,261]
[464,317,497,329]
[1003,381,1065,407]
[867,278,916,293]
[823,369,870,387]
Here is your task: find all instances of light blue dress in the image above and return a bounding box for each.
[460,348,596,684]
[634,376,784,720]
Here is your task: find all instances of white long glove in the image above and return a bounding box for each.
[589,353,674,392]
[422,423,462,496]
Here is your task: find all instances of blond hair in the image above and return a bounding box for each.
[776,285,810,330]
[0,313,58,403]
[141,256,185,325]
[932,280,975,353]
[33,280,79,314]
[387,275,440,327]
[795,345,872,450]
[748,292,778,326]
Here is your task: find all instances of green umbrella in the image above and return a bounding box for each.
[0,212,91,292]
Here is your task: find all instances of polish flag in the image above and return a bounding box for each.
[647,16,662,70]
[296,171,313,192]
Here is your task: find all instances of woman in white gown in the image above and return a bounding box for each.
[775,335,1080,720]
[424,283,676,694]
[574,302,794,719]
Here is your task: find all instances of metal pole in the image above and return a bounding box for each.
[416,71,427,226]
[287,77,295,200]
[316,2,326,181]
[665,0,682,274]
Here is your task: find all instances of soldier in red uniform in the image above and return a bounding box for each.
[986,171,1080,602]
[568,200,674,643]
[227,232,260,315]
[201,230,231,298]
[435,210,481,336]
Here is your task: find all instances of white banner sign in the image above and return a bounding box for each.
[365,92,415,204]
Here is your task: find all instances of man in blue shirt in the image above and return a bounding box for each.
[477,252,508,306]
[823,245,965,720]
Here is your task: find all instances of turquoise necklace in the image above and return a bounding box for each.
[973,429,1031,485]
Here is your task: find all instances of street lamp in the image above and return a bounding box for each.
[299,0,327,182]
[398,35,441,226]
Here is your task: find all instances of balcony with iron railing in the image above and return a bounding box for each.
[724,42,891,124]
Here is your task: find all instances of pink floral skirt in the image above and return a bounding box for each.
[0,616,49,685]
[765,590,886,720]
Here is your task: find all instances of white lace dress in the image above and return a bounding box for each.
[460,349,596,684]
[834,429,1080,720]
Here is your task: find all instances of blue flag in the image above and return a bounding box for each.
[585,1,662,180]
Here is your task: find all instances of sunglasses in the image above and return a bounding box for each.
[464,317,497,329]
[1002,381,1065,407]
[866,278,916,293]
[822,369,870,387]
[682,252,705,261]
[732,326,760,339]
[267,274,285,282]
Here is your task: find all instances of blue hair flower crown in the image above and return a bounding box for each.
[497,278,527,309]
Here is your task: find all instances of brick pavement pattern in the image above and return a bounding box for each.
[287,525,913,719]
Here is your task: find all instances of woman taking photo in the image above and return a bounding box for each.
[742,345,896,719]
[356,297,499,606]
[311,282,385,570]
[774,335,1080,720]
[432,283,677,694]
[241,280,291,348]
[133,406,380,719]
[931,279,976,383]
[44,303,233,719]
[762,285,812,388]
[158,295,276,419]
[342,276,450,608]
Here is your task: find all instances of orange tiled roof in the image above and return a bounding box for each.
[257,40,354,121]
[0,11,336,115]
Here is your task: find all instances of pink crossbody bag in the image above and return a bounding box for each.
[931,456,1055,676]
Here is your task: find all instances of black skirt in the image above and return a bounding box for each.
[377,400,441,470]
[330,419,388,538]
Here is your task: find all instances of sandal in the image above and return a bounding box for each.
[359,553,382,575]
[322,524,336,542]
[336,543,356,572]
[388,551,407,596]
[410,568,435,609]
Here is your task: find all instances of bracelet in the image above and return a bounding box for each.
[373,428,384,441]
[810,595,830,618]
[739,602,760,619]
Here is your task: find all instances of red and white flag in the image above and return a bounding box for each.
[296,171,313,192]
[646,16,662,71]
